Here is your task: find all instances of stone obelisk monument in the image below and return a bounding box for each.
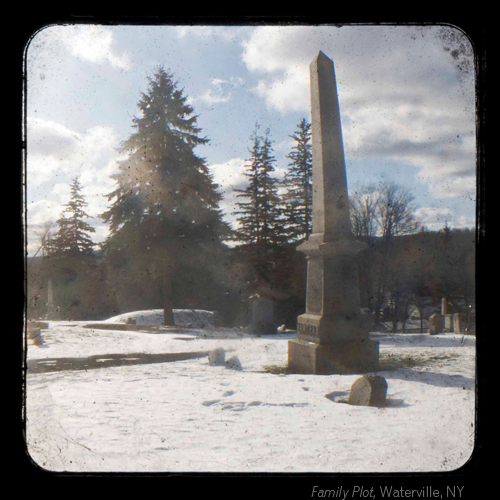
[288,51,379,374]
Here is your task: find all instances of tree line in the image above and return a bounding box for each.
[26,67,475,331]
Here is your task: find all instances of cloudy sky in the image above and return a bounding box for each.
[25,24,476,255]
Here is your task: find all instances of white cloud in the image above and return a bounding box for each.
[196,77,245,106]
[27,117,120,187]
[67,26,131,69]
[174,26,215,38]
[241,26,313,73]
[28,199,59,227]
[241,26,315,112]
[414,206,474,231]
[415,206,452,230]
[251,69,308,112]
[240,25,475,201]
[36,25,131,70]
[210,157,247,193]
[455,214,477,228]
[174,25,243,42]
[209,157,248,226]
[27,118,81,186]
[241,25,473,113]
[343,104,476,200]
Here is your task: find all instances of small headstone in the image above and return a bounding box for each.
[250,297,276,335]
[348,375,388,407]
[428,313,444,335]
[444,314,453,332]
[441,297,447,315]
[225,355,242,371]
[208,348,225,366]
[27,321,47,346]
[453,313,461,333]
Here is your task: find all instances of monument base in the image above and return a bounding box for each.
[288,338,380,375]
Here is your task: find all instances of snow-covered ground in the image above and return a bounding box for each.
[24,313,476,473]
[103,309,217,328]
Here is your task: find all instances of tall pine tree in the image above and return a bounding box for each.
[42,177,108,320]
[48,177,96,258]
[233,125,284,296]
[281,118,313,243]
[101,67,231,324]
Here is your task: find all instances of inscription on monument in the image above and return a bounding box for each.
[298,323,318,337]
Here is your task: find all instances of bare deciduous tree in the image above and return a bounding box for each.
[31,220,56,260]
[350,181,421,327]
[350,184,380,239]
[375,181,420,242]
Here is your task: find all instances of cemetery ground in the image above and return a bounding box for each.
[25,311,476,473]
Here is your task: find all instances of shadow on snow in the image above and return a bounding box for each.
[27,351,208,374]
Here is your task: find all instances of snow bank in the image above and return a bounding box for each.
[104,309,217,328]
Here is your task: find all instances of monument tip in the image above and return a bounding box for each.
[317,50,331,59]
[312,50,333,66]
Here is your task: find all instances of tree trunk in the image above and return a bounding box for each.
[163,276,175,326]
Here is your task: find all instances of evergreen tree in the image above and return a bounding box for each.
[100,66,231,324]
[233,126,284,295]
[41,178,111,320]
[281,118,313,242]
[234,126,283,249]
[48,177,96,258]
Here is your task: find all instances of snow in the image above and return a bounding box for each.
[103,308,217,328]
[25,312,476,473]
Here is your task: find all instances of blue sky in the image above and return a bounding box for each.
[25,24,476,255]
